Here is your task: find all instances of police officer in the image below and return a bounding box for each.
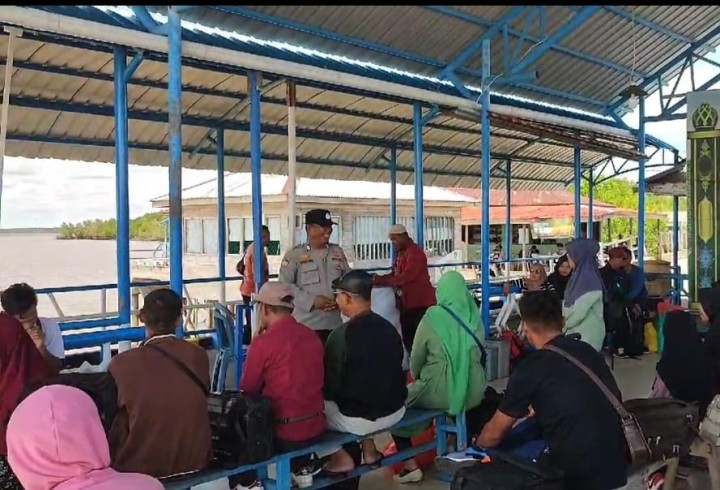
[279,209,350,344]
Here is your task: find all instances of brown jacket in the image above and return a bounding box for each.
[108,336,212,478]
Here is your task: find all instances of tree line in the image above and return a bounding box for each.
[57,213,166,241]
[574,178,684,256]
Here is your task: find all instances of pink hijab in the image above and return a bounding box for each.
[6,385,163,490]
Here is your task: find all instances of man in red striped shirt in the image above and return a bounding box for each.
[373,224,436,354]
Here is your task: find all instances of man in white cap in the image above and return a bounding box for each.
[373,224,435,354]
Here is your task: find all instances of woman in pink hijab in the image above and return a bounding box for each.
[6,385,162,490]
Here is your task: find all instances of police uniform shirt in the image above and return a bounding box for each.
[278,243,351,332]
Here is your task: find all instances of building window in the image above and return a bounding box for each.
[227,216,282,256]
[184,218,218,255]
[353,216,454,261]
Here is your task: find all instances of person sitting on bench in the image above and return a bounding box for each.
[232,282,326,490]
[322,270,407,475]
[477,290,628,490]
[108,288,212,478]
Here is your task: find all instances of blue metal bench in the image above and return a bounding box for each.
[163,408,468,490]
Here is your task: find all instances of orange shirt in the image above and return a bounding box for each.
[240,243,269,297]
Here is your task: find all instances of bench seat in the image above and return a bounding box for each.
[164,408,454,490]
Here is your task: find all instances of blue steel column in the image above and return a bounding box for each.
[217,127,227,304]
[249,72,264,293]
[637,93,647,265]
[588,168,594,240]
[167,7,184,306]
[413,104,424,246]
[480,39,491,338]
[672,195,680,304]
[390,147,398,263]
[113,48,131,326]
[574,147,582,239]
[504,159,511,262]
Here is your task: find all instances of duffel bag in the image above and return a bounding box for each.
[208,390,275,468]
[450,451,564,490]
[625,398,699,460]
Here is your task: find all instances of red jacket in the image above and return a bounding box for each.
[240,315,325,442]
[374,240,436,310]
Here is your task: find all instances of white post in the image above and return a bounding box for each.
[0,27,21,226]
[287,81,297,249]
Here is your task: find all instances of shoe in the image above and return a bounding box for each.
[615,348,629,359]
[235,480,264,490]
[394,468,424,484]
[293,467,315,489]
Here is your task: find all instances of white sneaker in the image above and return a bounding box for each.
[394,468,424,484]
[234,480,264,490]
[293,468,314,489]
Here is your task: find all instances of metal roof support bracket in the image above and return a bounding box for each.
[510,6,600,75]
[124,50,145,82]
[130,6,167,35]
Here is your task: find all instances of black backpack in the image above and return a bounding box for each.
[208,390,275,468]
[625,398,699,460]
[145,344,275,468]
[451,450,564,490]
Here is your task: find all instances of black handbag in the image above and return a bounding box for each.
[145,343,275,467]
[451,450,564,490]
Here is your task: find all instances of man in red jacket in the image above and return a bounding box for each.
[373,224,436,354]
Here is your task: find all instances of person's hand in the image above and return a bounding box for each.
[24,323,45,350]
[313,295,335,311]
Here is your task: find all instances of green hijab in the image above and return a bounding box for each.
[423,271,482,415]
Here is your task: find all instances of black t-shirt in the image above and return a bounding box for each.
[331,311,407,420]
[499,336,627,490]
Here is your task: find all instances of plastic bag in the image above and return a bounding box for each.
[644,322,658,353]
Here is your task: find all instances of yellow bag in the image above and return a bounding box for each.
[644,322,658,353]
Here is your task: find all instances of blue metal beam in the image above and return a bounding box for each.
[510,6,600,75]
[1,94,585,168]
[7,132,572,185]
[504,159,512,262]
[650,70,720,121]
[249,71,265,293]
[217,127,227,304]
[125,51,145,82]
[439,6,527,78]
[605,23,720,115]
[480,39,492,339]
[637,92,647,265]
[167,7,184,308]
[113,46,131,327]
[389,146,398,264]
[211,5,625,108]
[130,6,166,35]
[413,102,425,245]
[587,166,594,239]
[574,147,582,238]
[426,5,643,78]
[603,7,693,44]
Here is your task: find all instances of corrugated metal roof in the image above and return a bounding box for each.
[461,204,667,224]
[154,173,479,203]
[166,5,720,116]
[0,6,678,191]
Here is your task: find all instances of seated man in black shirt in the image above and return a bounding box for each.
[477,290,628,490]
[322,270,407,475]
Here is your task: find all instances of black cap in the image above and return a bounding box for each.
[332,270,372,301]
[305,209,336,227]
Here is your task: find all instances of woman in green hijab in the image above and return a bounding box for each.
[391,271,487,484]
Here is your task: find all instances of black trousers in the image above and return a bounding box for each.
[241,295,253,346]
[400,307,429,354]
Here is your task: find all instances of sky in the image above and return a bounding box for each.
[0,35,718,229]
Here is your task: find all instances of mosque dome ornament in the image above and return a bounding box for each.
[692,102,718,131]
